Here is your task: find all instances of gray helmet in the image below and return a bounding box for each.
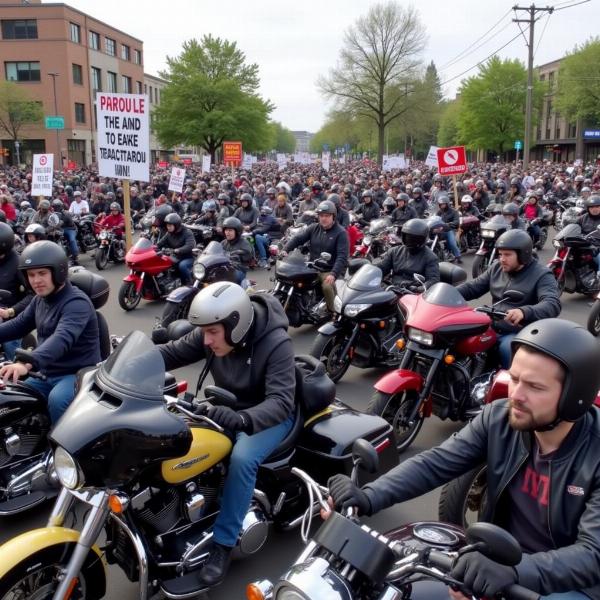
[19,240,68,286]
[20,200,31,210]
[397,193,410,203]
[52,199,64,211]
[260,205,273,215]
[383,197,396,211]
[437,195,450,206]
[586,195,600,208]
[106,192,115,200]
[25,223,46,240]
[188,281,254,346]
[110,202,121,212]
[362,190,373,200]
[502,202,519,217]
[222,216,243,236]
[327,193,341,207]
[495,229,533,265]
[218,193,229,203]
[240,193,253,204]
[412,187,422,196]
[267,187,277,196]
[204,200,216,212]
[316,200,336,216]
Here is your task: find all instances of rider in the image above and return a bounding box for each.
[283,200,349,312]
[251,205,279,268]
[52,198,80,266]
[503,202,527,230]
[0,241,100,423]
[520,192,544,247]
[327,318,600,600]
[233,193,259,230]
[98,202,126,257]
[158,281,295,586]
[221,216,254,284]
[391,193,417,228]
[456,229,561,368]
[376,219,440,289]
[410,187,428,218]
[157,213,196,285]
[435,195,462,264]
[577,194,600,279]
[356,190,381,226]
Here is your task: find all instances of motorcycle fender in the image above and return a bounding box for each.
[0,527,106,598]
[123,272,144,292]
[475,247,489,257]
[374,369,424,395]
[317,321,343,336]
[166,285,198,303]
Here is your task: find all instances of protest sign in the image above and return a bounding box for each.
[322,152,330,171]
[202,155,211,174]
[168,167,186,193]
[31,154,54,197]
[426,146,439,167]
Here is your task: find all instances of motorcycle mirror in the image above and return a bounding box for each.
[464,522,522,567]
[0,289,12,304]
[413,273,426,285]
[320,252,332,262]
[204,385,238,408]
[596,224,600,231]
[502,290,525,303]
[351,438,379,476]
[14,348,36,366]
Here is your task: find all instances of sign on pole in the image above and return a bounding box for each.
[322,152,330,171]
[514,140,522,150]
[436,146,467,176]
[223,141,242,166]
[45,116,64,130]
[242,154,253,170]
[168,167,186,193]
[31,154,54,197]
[202,155,211,174]
[276,153,287,170]
[96,92,150,182]
[425,146,439,167]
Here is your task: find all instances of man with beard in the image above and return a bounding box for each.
[326,318,600,600]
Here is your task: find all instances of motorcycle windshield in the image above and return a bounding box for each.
[348,264,383,290]
[426,216,444,230]
[368,217,391,234]
[422,282,468,307]
[202,240,226,256]
[555,223,582,241]
[483,215,509,231]
[96,330,165,402]
[132,237,153,251]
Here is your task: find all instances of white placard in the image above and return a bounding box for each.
[276,153,287,170]
[338,156,346,164]
[293,152,311,165]
[425,145,439,167]
[202,155,211,174]
[96,93,150,182]
[322,152,330,171]
[168,167,186,193]
[242,154,253,170]
[31,154,54,197]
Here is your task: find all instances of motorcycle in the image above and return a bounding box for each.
[526,209,552,251]
[0,290,36,362]
[457,214,481,253]
[426,216,453,262]
[118,236,183,311]
[309,262,466,383]
[367,282,523,452]
[471,214,509,278]
[548,222,600,297]
[248,460,539,600]
[74,213,99,253]
[353,216,393,259]
[271,250,333,327]
[94,227,125,270]
[0,331,399,599]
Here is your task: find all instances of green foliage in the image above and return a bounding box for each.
[437,99,462,147]
[270,121,296,153]
[555,37,600,123]
[153,35,274,160]
[0,81,43,140]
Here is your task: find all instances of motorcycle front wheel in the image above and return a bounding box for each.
[438,464,488,528]
[588,299,600,336]
[118,281,142,311]
[309,332,352,383]
[367,390,424,453]
[471,254,488,279]
[95,247,109,270]
[536,227,548,250]
[161,300,190,328]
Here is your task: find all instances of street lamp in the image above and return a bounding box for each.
[48,72,60,166]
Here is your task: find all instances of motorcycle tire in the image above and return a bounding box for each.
[367,390,424,453]
[536,227,548,250]
[95,247,109,270]
[118,281,142,311]
[588,299,600,336]
[309,332,352,383]
[438,464,488,528]
[471,254,488,279]
[161,300,190,328]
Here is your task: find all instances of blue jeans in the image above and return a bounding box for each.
[234,269,246,284]
[529,223,541,244]
[178,257,194,284]
[498,333,517,369]
[63,228,78,258]
[23,373,77,424]
[594,253,600,273]
[254,234,270,260]
[444,230,461,258]
[2,338,21,361]
[213,414,294,547]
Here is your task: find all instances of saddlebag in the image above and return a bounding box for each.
[69,267,110,309]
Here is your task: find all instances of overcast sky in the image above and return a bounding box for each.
[68,0,596,132]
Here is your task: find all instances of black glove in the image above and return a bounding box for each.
[327,474,372,516]
[206,405,249,433]
[451,551,518,598]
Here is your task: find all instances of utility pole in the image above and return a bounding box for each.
[48,72,60,167]
[513,4,553,169]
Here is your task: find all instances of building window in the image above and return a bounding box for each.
[107,71,117,93]
[539,73,545,81]
[155,88,159,103]
[89,30,99,50]
[121,44,130,61]
[105,37,116,56]
[1,19,38,39]
[569,122,577,138]
[72,63,83,85]
[144,83,147,94]
[548,71,554,89]
[70,22,81,43]
[136,80,142,94]
[4,61,41,82]
[75,102,85,123]
[148,85,153,103]
[134,49,142,65]
[121,75,131,93]
[91,66,102,91]
[546,128,551,140]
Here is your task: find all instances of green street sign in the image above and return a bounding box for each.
[45,116,64,129]
[514,140,522,150]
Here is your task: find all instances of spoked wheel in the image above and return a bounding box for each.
[95,247,109,270]
[438,464,488,528]
[160,300,190,328]
[588,299,600,336]
[367,390,424,453]
[309,332,352,383]
[118,281,142,311]
[471,254,488,279]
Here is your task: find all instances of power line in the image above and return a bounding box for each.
[534,13,552,57]
[553,0,590,11]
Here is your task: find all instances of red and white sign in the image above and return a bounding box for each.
[168,167,186,193]
[31,153,54,197]
[436,146,467,176]
[223,141,242,166]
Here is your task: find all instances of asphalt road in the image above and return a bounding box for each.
[0,240,594,599]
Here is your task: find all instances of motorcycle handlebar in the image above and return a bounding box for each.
[475,305,507,319]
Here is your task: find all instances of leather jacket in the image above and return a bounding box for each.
[376,245,439,288]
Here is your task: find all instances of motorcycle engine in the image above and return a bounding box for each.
[0,415,49,467]
[156,273,180,296]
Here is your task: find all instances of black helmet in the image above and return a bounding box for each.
[495,229,533,265]
[260,205,273,216]
[312,181,323,191]
[65,185,73,195]
[155,204,173,225]
[401,218,429,249]
[397,193,410,203]
[25,223,46,241]
[222,216,243,237]
[586,195,600,208]
[362,190,373,200]
[52,199,64,211]
[327,193,341,207]
[383,197,396,211]
[19,240,68,286]
[412,187,422,195]
[511,319,600,424]
[502,202,520,217]
[0,222,15,253]
[188,281,254,346]
[240,193,252,204]
[316,200,336,216]
[164,213,182,229]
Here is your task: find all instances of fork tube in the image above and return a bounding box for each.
[47,488,75,528]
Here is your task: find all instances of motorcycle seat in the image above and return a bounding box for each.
[264,401,304,462]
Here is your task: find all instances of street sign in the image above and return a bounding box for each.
[514,140,522,150]
[436,146,467,176]
[223,141,242,166]
[45,116,64,129]
[583,130,600,139]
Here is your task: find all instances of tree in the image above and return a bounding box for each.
[153,36,274,161]
[270,121,296,153]
[0,81,43,143]
[437,99,462,147]
[555,38,600,123]
[318,2,426,165]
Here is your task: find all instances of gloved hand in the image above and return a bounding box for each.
[450,551,518,598]
[206,405,249,433]
[327,474,372,516]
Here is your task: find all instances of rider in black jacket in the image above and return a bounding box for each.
[157,213,196,284]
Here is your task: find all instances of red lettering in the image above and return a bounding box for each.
[521,467,550,506]
[100,95,145,114]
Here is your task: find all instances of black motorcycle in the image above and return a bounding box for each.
[471,214,509,278]
[73,213,98,253]
[271,250,333,327]
[426,216,453,262]
[94,226,125,270]
[0,331,399,598]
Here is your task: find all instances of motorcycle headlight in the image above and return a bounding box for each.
[99,230,108,239]
[481,229,496,238]
[363,235,372,245]
[333,295,343,314]
[408,327,434,346]
[53,446,84,490]
[276,589,308,600]
[193,263,206,281]
[553,239,561,248]
[344,303,370,317]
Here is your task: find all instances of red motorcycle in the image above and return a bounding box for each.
[368,281,522,452]
[118,236,182,311]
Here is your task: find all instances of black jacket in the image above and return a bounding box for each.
[221,235,253,273]
[157,226,196,259]
[356,202,380,226]
[159,293,295,433]
[391,205,417,227]
[577,212,600,236]
[436,206,460,229]
[376,245,440,288]
[409,197,428,218]
[0,250,32,315]
[363,401,600,598]
[284,222,349,278]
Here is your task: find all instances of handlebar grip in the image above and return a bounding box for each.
[27,370,47,381]
[504,584,541,600]
[427,549,455,572]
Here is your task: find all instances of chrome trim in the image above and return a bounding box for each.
[47,487,75,527]
[181,531,213,570]
[253,489,271,514]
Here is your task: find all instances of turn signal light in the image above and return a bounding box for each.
[444,354,455,364]
[379,320,386,329]
[246,584,265,600]
[395,338,405,350]
[108,493,129,514]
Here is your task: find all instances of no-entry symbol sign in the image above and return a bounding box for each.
[436,146,467,176]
